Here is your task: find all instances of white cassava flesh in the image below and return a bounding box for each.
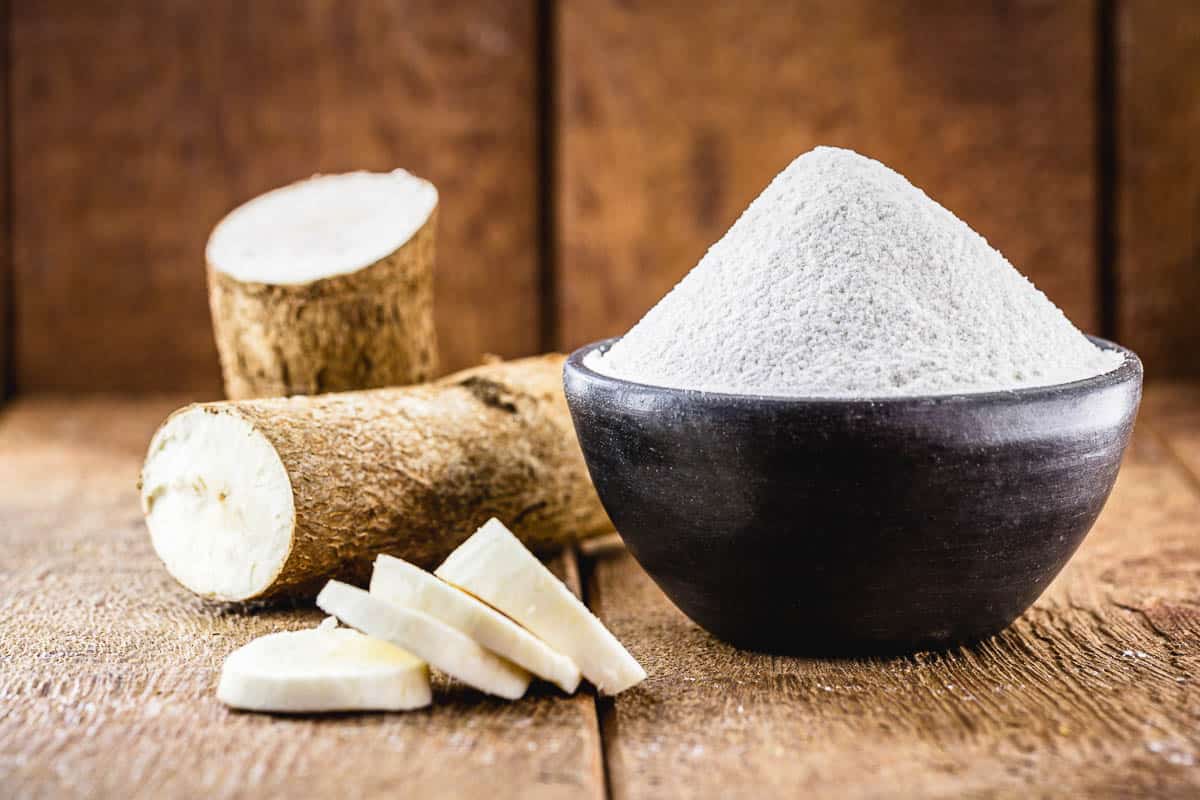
[141,408,294,601]
[436,519,646,694]
[317,580,531,700]
[207,170,437,285]
[216,622,431,713]
[371,555,582,693]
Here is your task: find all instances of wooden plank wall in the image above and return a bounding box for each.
[1,1,1199,394]
[1117,1,1200,379]
[1,0,9,402]
[8,0,540,393]
[556,0,1099,350]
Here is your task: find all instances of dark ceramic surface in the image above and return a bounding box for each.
[563,337,1143,655]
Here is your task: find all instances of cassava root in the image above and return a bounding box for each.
[139,355,611,602]
[206,170,439,399]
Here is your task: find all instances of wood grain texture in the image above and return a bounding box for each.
[1117,2,1200,377]
[1141,383,1200,483]
[588,420,1200,798]
[0,398,604,799]
[556,0,1099,351]
[2,397,1199,797]
[10,0,539,393]
[0,0,8,402]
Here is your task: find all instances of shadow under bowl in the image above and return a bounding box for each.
[563,337,1143,656]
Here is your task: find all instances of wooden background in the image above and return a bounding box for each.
[1,0,1198,399]
[4,4,1200,797]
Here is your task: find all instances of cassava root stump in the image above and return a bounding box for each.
[207,170,439,399]
[139,355,611,602]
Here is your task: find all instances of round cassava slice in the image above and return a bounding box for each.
[371,554,582,693]
[206,169,439,399]
[436,519,646,694]
[216,622,431,713]
[317,580,531,700]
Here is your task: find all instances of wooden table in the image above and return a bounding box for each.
[2,389,1198,798]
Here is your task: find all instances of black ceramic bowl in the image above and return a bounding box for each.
[563,337,1142,655]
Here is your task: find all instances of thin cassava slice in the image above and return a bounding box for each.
[317,580,531,700]
[371,555,581,693]
[207,169,439,399]
[436,519,646,694]
[216,620,431,713]
[138,355,611,602]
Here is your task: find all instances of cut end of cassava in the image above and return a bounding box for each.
[317,580,532,700]
[206,169,438,285]
[217,625,431,713]
[436,519,647,695]
[140,406,294,602]
[371,554,583,694]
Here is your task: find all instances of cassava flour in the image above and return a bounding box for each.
[587,147,1123,398]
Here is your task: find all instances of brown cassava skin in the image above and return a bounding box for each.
[148,355,611,601]
[207,210,439,400]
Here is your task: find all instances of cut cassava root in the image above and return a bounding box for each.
[437,519,646,694]
[207,170,439,399]
[216,619,431,713]
[317,581,531,700]
[139,355,611,602]
[218,521,644,714]
[372,555,582,693]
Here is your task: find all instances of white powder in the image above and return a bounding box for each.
[587,147,1123,398]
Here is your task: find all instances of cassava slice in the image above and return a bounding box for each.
[216,619,431,713]
[207,170,438,399]
[371,554,581,693]
[139,355,611,602]
[436,519,646,694]
[317,581,530,700]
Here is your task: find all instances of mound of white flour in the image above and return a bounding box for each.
[587,147,1122,397]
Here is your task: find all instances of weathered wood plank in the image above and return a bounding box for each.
[1117,3,1200,377]
[587,425,1200,798]
[10,0,540,393]
[556,0,1099,353]
[1141,383,1200,484]
[0,0,9,402]
[0,398,605,799]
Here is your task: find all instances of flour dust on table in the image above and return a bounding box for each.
[587,146,1122,398]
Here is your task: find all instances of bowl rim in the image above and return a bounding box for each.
[565,335,1143,408]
